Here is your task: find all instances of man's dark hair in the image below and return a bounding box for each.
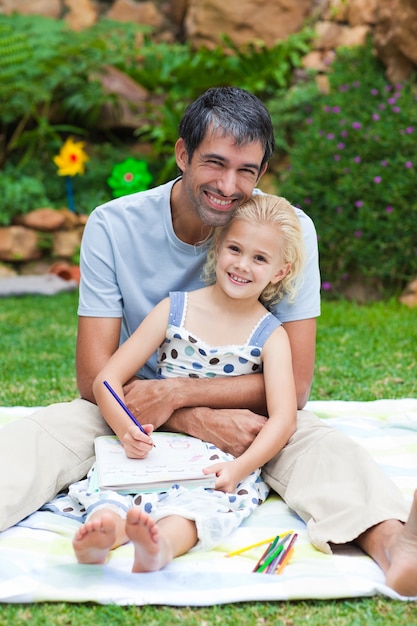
[178,87,275,171]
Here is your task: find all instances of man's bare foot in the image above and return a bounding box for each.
[385,490,417,596]
[126,507,170,572]
[73,512,118,564]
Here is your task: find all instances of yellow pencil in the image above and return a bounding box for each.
[225,531,293,558]
[225,536,277,557]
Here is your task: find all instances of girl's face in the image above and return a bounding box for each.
[215,218,290,301]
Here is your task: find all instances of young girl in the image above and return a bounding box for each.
[71,194,305,572]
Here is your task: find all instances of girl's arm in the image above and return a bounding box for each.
[92,298,170,456]
[205,326,297,490]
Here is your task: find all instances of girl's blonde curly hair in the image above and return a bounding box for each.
[202,194,305,309]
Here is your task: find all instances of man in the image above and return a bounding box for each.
[1,87,416,595]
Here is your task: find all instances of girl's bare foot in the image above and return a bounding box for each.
[73,511,118,564]
[126,507,170,572]
[385,490,417,596]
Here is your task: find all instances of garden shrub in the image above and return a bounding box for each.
[274,41,417,296]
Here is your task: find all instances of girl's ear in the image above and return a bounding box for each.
[271,263,291,284]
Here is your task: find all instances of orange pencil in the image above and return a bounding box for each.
[275,532,298,575]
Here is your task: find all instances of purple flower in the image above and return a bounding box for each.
[332,106,341,113]
[381,160,388,167]
[306,118,313,124]
[353,81,360,88]
[352,122,362,129]
[355,200,363,208]
[327,133,335,140]
[374,176,382,183]
[354,230,362,238]
[372,113,380,121]
[406,127,414,134]
[324,105,332,113]
[385,85,392,92]
[334,154,341,161]
[337,143,345,149]
[353,156,361,164]
[304,198,311,204]
[339,84,349,92]
[336,207,343,214]
[322,281,332,291]
[340,130,348,137]
[379,103,386,110]
[392,106,401,113]
[388,97,396,105]
[386,206,393,213]
[405,161,413,168]
[371,89,378,96]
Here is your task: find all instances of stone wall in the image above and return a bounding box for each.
[1,0,417,81]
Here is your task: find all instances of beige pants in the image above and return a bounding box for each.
[0,399,112,530]
[0,403,410,549]
[263,410,410,553]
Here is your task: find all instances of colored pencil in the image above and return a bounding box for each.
[275,533,298,575]
[225,536,277,557]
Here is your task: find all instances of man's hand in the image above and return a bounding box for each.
[166,406,267,457]
[123,378,180,429]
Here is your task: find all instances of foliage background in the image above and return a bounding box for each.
[1,15,417,296]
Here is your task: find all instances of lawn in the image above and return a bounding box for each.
[0,291,416,624]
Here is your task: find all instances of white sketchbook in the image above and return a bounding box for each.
[94,433,217,493]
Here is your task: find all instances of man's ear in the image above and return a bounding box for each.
[257,162,268,183]
[175,138,189,173]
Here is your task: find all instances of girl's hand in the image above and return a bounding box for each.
[203,461,241,493]
[121,423,154,458]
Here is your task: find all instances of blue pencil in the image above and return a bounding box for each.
[103,380,154,446]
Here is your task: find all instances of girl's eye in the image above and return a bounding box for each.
[229,245,240,253]
[254,255,266,263]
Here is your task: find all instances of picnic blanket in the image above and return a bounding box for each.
[1,399,417,605]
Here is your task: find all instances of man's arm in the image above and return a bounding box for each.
[283,317,316,409]
[76,316,122,403]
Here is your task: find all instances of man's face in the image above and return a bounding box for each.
[175,131,267,228]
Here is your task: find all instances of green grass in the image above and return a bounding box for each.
[0,292,416,623]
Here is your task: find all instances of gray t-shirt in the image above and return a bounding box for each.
[78,179,321,379]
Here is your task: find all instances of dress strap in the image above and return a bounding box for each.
[168,291,187,327]
[249,314,281,348]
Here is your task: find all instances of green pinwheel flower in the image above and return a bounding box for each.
[107,158,152,198]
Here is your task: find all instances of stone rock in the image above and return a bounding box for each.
[0,263,17,278]
[374,0,417,82]
[0,0,61,18]
[399,278,417,308]
[323,0,349,23]
[53,229,83,258]
[0,226,42,262]
[95,65,150,129]
[106,0,163,29]
[13,208,66,232]
[185,0,311,49]
[337,24,370,47]
[347,0,378,26]
[64,0,98,30]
